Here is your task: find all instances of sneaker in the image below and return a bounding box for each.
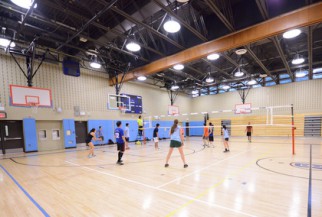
[184,164,188,168]
[223,150,228,153]
[117,161,124,165]
[165,163,169,168]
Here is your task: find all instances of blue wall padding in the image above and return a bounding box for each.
[87,120,115,145]
[152,121,173,139]
[23,118,38,152]
[189,121,204,136]
[63,119,76,148]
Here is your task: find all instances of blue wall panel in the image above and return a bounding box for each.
[189,121,204,136]
[88,120,115,145]
[23,118,38,152]
[63,119,76,148]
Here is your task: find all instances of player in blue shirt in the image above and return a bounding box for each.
[114,121,127,165]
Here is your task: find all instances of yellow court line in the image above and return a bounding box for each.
[165,151,271,217]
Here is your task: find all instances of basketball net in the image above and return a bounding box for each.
[119,106,126,114]
[28,102,39,114]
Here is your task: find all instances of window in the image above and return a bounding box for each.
[52,129,60,140]
[38,130,47,140]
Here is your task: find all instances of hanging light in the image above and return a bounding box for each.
[137,76,147,81]
[171,84,180,90]
[206,76,214,83]
[283,29,301,39]
[222,85,230,90]
[234,67,244,77]
[163,20,181,33]
[173,64,184,70]
[89,55,101,69]
[191,89,198,95]
[247,79,257,85]
[0,38,15,48]
[126,41,141,52]
[295,69,307,78]
[207,53,219,60]
[11,0,37,9]
[313,68,322,74]
[292,54,305,65]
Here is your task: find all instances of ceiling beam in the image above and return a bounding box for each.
[204,0,235,32]
[307,26,313,79]
[109,3,322,85]
[272,36,295,81]
[56,0,118,50]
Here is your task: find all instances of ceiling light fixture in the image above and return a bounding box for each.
[137,76,147,81]
[126,41,141,52]
[222,85,230,90]
[163,20,181,33]
[247,79,257,85]
[11,0,37,9]
[90,55,101,69]
[313,68,322,74]
[292,53,305,65]
[206,76,214,83]
[234,68,244,77]
[235,48,247,55]
[191,90,198,95]
[295,69,307,78]
[207,53,219,60]
[173,64,184,70]
[0,38,15,48]
[283,29,301,39]
[171,85,180,90]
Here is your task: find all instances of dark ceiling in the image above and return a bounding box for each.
[0,0,322,96]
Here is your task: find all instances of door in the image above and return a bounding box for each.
[63,119,76,148]
[0,120,24,154]
[75,121,87,144]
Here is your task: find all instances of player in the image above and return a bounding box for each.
[124,123,130,149]
[222,125,230,153]
[203,123,209,147]
[209,122,214,147]
[165,119,188,168]
[85,128,101,158]
[97,126,104,146]
[137,115,144,136]
[245,122,253,142]
[153,123,160,150]
[114,121,127,165]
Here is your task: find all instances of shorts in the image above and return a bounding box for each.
[153,137,159,142]
[125,137,129,142]
[85,139,92,144]
[247,132,252,137]
[209,135,214,142]
[170,140,182,148]
[117,143,125,152]
[138,127,143,136]
[224,138,229,141]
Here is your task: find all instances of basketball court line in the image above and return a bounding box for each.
[0,164,50,217]
[64,160,256,217]
[157,148,256,188]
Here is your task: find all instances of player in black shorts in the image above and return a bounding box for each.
[114,121,128,165]
[86,128,101,158]
[209,122,214,147]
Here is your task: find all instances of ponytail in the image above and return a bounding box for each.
[170,119,179,134]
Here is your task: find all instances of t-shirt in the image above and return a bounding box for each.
[124,127,130,138]
[170,126,181,142]
[223,128,229,138]
[209,126,214,136]
[137,118,143,127]
[153,127,159,137]
[114,127,124,144]
[246,126,253,132]
[203,127,209,137]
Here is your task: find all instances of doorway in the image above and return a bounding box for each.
[0,120,24,154]
[75,121,88,144]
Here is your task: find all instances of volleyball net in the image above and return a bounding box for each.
[143,104,296,155]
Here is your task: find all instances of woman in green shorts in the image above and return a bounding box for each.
[165,119,188,168]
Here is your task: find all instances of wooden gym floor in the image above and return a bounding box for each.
[0,137,321,217]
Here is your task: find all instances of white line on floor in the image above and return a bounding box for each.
[157,148,256,188]
[65,160,256,217]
